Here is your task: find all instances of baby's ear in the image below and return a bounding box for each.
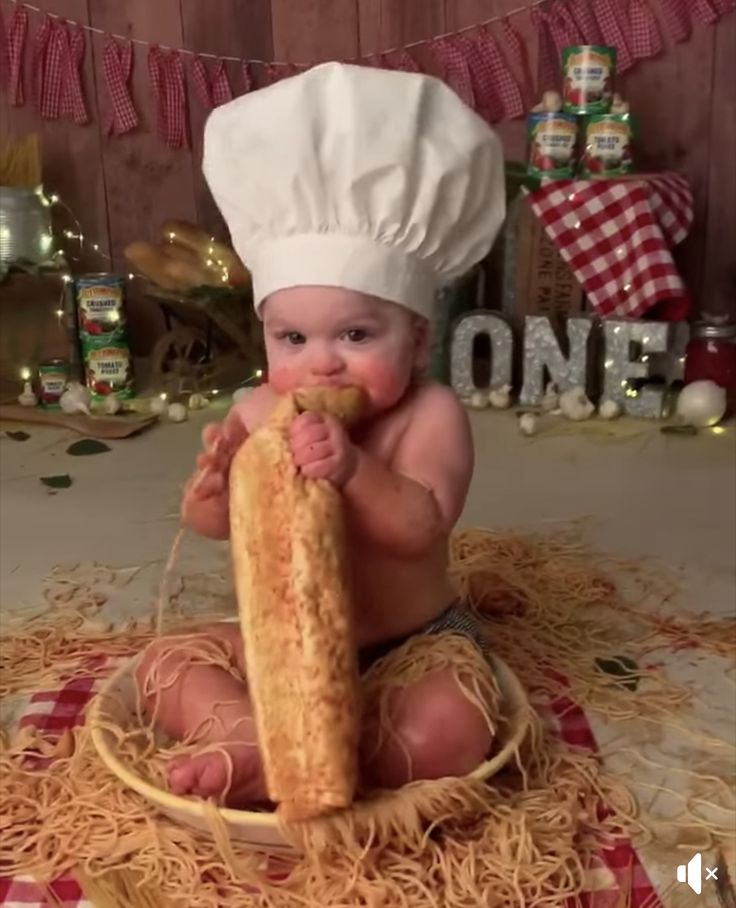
[412,315,430,371]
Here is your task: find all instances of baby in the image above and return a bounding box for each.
[136,62,506,807]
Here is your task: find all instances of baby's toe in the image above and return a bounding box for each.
[167,758,200,795]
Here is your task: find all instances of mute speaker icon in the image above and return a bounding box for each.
[676,852,702,894]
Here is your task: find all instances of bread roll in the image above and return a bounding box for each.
[229,387,365,822]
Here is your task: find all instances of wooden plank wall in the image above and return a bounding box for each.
[2,0,734,351]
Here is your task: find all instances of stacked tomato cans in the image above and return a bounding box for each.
[528,46,635,179]
[75,274,135,401]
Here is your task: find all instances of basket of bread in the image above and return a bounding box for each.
[124,220,250,295]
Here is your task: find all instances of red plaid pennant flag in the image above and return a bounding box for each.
[455,32,503,122]
[690,0,719,22]
[629,0,663,58]
[191,56,233,109]
[148,46,189,149]
[548,0,583,52]
[591,0,634,71]
[103,37,138,136]
[501,18,533,104]
[60,24,88,125]
[472,27,524,120]
[656,0,691,41]
[39,18,64,119]
[241,61,253,94]
[390,49,421,72]
[266,62,302,84]
[710,0,736,14]
[0,5,9,91]
[2,5,27,106]
[31,14,51,112]
[530,6,560,92]
[567,0,604,43]
[430,37,475,110]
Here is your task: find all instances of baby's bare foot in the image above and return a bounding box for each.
[167,744,267,807]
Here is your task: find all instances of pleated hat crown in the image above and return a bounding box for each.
[203,61,505,318]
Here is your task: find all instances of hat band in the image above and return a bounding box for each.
[247,232,437,319]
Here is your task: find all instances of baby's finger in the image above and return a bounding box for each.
[291,440,333,467]
[290,421,329,447]
[201,423,222,451]
[192,471,225,499]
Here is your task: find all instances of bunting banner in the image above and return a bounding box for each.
[2,0,733,148]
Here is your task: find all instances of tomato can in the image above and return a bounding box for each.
[581,114,634,176]
[75,273,126,336]
[38,359,70,409]
[527,112,578,178]
[562,46,616,115]
[81,336,134,400]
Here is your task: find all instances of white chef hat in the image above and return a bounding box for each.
[203,62,505,319]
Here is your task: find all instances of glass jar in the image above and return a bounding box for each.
[684,322,736,413]
[0,186,53,266]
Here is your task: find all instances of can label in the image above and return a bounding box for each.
[38,360,70,409]
[562,46,616,115]
[527,112,578,178]
[581,114,634,176]
[82,338,134,400]
[76,274,126,336]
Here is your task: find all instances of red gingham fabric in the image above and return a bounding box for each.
[657,0,692,41]
[711,0,736,15]
[547,1,583,54]
[690,0,719,22]
[567,0,604,43]
[0,662,663,907]
[39,18,64,119]
[529,175,694,318]
[3,5,27,106]
[591,0,634,71]
[530,6,560,92]
[31,14,51,110]
[431,37,475,110]
[241,61,253,93]
[0,5,7,85]
[103,37,138,136]
[629,0,663,59]
[265,62,302,84]
[148,46,188,149]
[500,18,533,104]
[390,49,421,72]
[60,24,88,125]
[191,56,233,109]
[471,27,524,121]
[455,32,503,122]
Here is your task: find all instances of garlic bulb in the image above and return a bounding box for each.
[167,402,188,423]
[676,380,727,428]
[149,396,168,416]
[559,387,595,421]
[519,413,538,436]
[611,93,630,114]
[188,392,208,410]
[467,390,489,410]
[488,384,512,409]
[59,382,91,416]
[541,382,559,412]
[102,394,122,415]
[542,90,563,112]
[598,399,622,420]
[18,381,38,407]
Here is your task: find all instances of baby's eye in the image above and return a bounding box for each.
[343,328,369,343]
[282,331,306,345]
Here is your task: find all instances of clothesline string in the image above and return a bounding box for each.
[6,0,549,66]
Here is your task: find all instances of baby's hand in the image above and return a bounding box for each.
[289,411,357,487]
[181,417,248,535]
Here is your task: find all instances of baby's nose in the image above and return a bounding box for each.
[311,346,344,377]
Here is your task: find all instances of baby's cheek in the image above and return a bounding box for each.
[356,361,408,407]
[268,364,302,394]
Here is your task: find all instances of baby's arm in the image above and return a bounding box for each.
[342,385,473,557]
[181,385,276,540]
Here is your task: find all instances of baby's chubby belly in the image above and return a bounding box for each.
[348,539,456,647]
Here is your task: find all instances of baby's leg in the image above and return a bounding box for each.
[361,667,493,790]
[136,623,267,806]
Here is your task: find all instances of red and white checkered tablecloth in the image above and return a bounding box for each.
[529,174,694,319]
[1,670,663,908]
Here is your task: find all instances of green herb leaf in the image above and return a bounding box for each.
[66,439,111,456]
[41,474,73,489]
[595,656,640,692]
[6,431,30,441]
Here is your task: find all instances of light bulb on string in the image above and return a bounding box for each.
[20,367,32,381]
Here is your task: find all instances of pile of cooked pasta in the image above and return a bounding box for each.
[1,528,734,907]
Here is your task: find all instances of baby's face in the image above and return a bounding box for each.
[262,286,426,413]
